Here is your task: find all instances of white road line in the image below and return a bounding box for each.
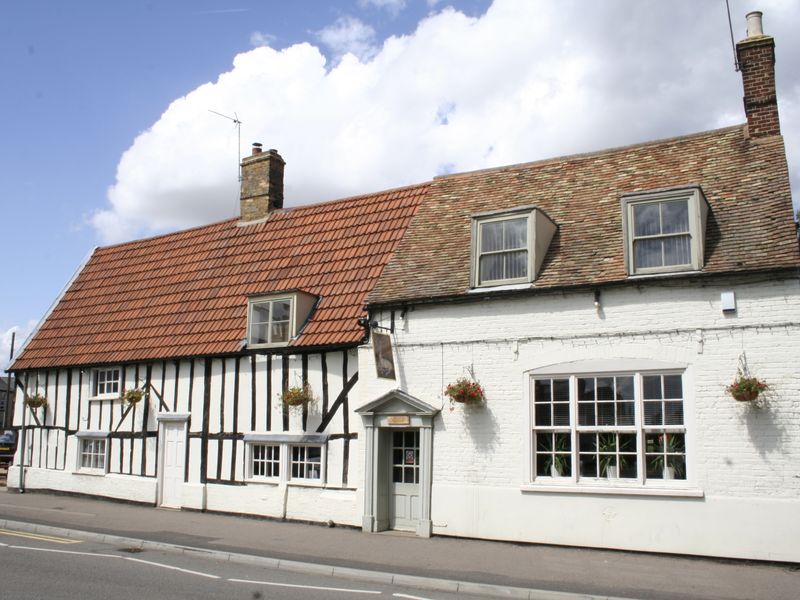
[228,577,382,595]
[124,556,220,579]
[4,544,220,580]
[393,594,437,600]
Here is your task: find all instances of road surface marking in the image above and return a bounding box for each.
[394,594,437,600]
[6,545,119,558]
[0,528,81,544]
[228,577,381,595]
[124,556,220,579]
[0,503,96,517]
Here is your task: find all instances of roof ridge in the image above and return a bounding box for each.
[95,181,432,253]
[433,124,747,182]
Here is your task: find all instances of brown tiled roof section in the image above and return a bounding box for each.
[13,184,428,370]
[369,126,799,305]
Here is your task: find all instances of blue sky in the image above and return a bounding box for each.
[2,0,799,367]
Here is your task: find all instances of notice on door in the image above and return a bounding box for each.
[405,450,415,465]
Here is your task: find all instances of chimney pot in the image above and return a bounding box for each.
[251,142,263,155]
[746,11,764,38]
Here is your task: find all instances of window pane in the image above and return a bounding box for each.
[596,378,614,400]
[553,379,569,401]
[503,218,527,249]
[251,303,270,324]
[250,323,268,345]
[553,403,570,426]
[480,221,504,252]
[661,200,689,234]
[479,254,504,283]
[505,250,528,279]
[643,376,662,400]
[616,377,634,400]
[578,402,595,426]
[662,235,691,266]
[663,375,683,399]
[633,203,661,236]
[534,380,551,403]
[535,404,551,426]
[270,322,289,343]
[618,401,635,426]
[272,300,291,322]
[664,401,684,425]
[644,401,663,425]
[577,378,594,401]
[597,402,615,426]
[634,238,663,269]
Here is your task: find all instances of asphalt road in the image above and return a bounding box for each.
[0,528,469,600]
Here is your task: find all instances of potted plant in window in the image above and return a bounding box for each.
[543,434,570,477]
[650,434,685,480]
[726,371,768,402]
[444,376,485,408]
[24,393,48,410]
[281,383,314,408]
[598,434,627,479]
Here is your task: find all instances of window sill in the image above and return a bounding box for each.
[468,282,534,294]
[520,483,704,498]
[244,478,280,486]
[287,479,325,488]
[626,269,703,280]
[87,396,119,402]
[74,469,107,477]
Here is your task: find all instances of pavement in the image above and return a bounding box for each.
[0,483,797,600]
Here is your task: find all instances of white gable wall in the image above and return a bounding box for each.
[358,275,800,561]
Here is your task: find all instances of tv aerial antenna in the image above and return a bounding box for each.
[208,109,243,181]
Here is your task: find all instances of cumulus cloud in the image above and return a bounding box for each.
[358,0,407,16]
[91,0,800,244]
[315,16,377,61]
[250,30,276,48]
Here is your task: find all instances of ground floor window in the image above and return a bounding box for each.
[531,371,686,485]
[78,436,108,473]
[245,435,326,484]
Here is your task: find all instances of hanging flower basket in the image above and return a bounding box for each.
[281,384,314,408]
[726,376,768,402]
[444,377,485,405]
[121,388,146,405]
[25,393,48,409]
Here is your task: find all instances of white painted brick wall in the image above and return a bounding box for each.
[357,275,800,560]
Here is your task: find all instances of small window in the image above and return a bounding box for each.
[79,437,107,472]
[622,187,708,276]
[248,297,292,346]
[290,445,322,481]
[471,207,556,288]
[251,444,280,479]
[93,368,120,397]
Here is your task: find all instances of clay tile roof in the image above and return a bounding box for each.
[369,125,799,306]
[13,183,428,370]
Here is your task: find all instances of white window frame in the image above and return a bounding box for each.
[621,186,708,276]
[247,295,295,348]
[92,367,121,399]
[524,366,701,497]
[243,433,327,486]
[75,432,109,475]
[470,206,557,289]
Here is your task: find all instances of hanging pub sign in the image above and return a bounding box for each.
[372,332,396,380]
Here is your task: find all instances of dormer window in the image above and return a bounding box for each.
[471,206,556,288]
[247,291,318,348]
[622,186,709,276]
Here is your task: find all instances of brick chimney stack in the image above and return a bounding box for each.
[736,11,780,138]
[239,143,285,223]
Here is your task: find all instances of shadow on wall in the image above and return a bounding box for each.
[739,394,787,458]
[459,399,500,456]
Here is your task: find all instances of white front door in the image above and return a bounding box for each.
[389,429,420,531]
[159,421,185,508]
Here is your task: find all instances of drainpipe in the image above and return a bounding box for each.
[18,372,27,493]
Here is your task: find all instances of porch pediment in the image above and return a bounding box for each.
[356,389,440,417]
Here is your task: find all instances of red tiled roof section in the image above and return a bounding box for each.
[369,126,799,306]
[13,184,428,370]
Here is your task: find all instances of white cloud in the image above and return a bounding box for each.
[315,16,377,62]
[1,321,36,371]
[250,31,276,47]
[92,0,800,244]
[358,0,407,16]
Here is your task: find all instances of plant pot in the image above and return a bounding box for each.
[732,389,758,402]
[605,466,618,479]
[663,466,675,480]
[550,464,562,478]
